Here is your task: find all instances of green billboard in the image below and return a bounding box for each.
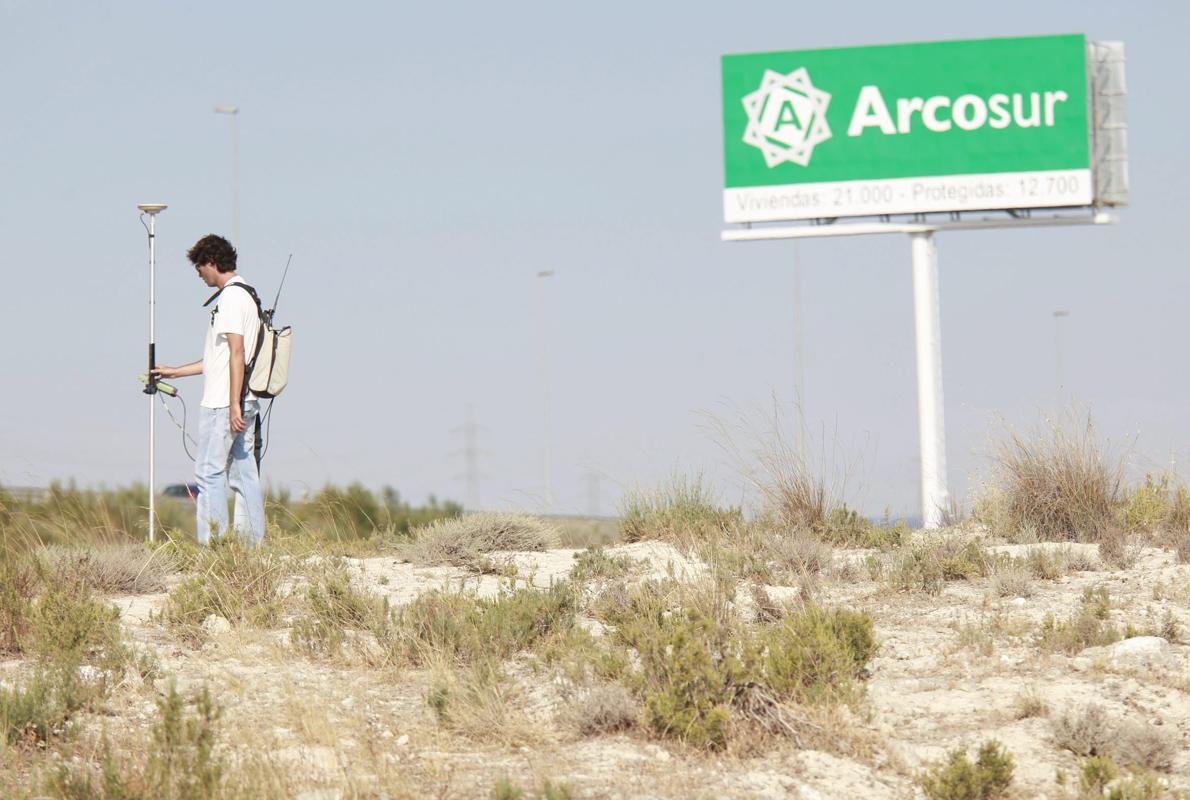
[722,34,1094,222]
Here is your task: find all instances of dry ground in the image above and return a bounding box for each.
[3,534,1189,799]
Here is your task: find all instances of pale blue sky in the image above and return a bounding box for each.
[0,1,1182,518]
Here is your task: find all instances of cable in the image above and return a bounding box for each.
[157,391,197,462]
[157,391,275,466]
[260,398,275,461]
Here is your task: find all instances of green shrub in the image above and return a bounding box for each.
[0,574,129,748]
[28,578,129,676]
[918,740,1014,800]
[1077,755,1170,800]
[491,777,525,800]
[624,608,745,750]
[606,584,877,750]
[1,667,82,746]
[759,605,876,705]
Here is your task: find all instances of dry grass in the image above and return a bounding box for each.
[1097,525,1142,569]
[400,511,558,570]
[1012,686,1048,720]
[1052,704,1177,772]
[38,543,181,595]
[990,559,1035,598]
[978,414,1122,541]
[559,684,638,736]
[719,409,878,546]
[426,661,543,747]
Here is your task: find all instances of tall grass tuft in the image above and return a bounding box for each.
[979,414,1121,541]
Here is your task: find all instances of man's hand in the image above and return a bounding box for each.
[230,403,246,433]
[152,360,203,380]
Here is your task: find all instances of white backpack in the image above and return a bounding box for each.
[217,282,292,399]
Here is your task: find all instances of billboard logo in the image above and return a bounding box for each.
[742,68,832,167]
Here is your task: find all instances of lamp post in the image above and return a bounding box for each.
[138,203,167,543]
[536,270,555,513]
[1053,309,1070,397]
[214,106,239,247]
[793,242,807,461]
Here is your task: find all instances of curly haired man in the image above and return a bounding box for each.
[154,234,264,545]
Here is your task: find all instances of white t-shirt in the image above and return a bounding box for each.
[201,276,261,409]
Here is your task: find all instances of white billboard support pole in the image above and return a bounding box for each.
[138,203,167,544]
[910,231,948,528]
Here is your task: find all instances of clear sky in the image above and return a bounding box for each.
[1,1,1182,519]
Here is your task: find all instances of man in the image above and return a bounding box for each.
[154,234,265,545]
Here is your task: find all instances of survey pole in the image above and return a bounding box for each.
[910,231,948,528]
[536,269,555,513]
[138,203,167,543]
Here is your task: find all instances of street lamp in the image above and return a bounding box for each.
[792,242,807,462]
[1053,309,1070,397]
[536,270,555,513]
[214,106,239,247]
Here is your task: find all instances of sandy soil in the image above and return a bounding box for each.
[13,537,1190,799]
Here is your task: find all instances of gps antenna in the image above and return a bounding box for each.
[137,203,167,544]
[269,254,293,319]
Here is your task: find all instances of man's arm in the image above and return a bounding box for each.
[153,360,203,379]
[227,333,247,433]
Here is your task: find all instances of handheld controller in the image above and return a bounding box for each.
[137,373,178,397]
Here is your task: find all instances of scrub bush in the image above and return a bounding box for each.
[401,511,557,570]
[290,567,389,659]
[759,605,876,705]
[603,579,877,750]
[1036,587,1120,654]
[624,608,746,750]
[39,543,181,595]
[389,580,576,666]
[160,537,283,637]
[569,546,640,583]
[888,538,992,594]
[43,683,225,800]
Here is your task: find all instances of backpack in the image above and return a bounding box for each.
[205,281,292,399]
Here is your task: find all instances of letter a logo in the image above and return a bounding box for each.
[742,68,832,167]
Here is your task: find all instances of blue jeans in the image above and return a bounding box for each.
[195,400,264,545]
